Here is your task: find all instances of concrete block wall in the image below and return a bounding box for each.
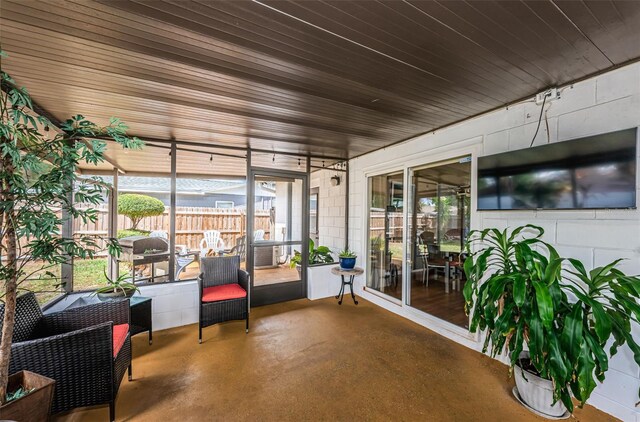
[310,168,347,255]
[138,281,199,331]
[348,62,640,421]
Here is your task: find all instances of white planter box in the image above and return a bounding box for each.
[307,264,342,300]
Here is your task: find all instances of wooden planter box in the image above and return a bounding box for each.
[0,370,55,422]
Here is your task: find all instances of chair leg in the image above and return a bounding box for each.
[199,322,202,344]
[128,364,132,381]
[246,314,249,334]
[109,401,115,422]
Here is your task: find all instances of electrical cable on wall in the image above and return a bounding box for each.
[529,91,551,148]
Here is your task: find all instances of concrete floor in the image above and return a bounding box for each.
[57,298,614,422]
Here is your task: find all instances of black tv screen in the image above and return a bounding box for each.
[478,128,637,210]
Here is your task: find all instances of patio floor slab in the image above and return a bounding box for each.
[57,297,614,421]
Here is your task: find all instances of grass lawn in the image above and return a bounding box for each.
[20,258,128,305]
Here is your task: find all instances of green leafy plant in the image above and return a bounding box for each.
[290,239,334,268]
[93,269,139,296]
[5,386,34,403]
[463,224,640,413]
[0,51,142,402]
[117,193,165,230]
[338,248,356,258]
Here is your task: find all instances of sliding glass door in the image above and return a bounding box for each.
[366,171,404,301]
[407,158,471,328]
[365,157,471,328]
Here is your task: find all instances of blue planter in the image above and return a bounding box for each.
[339,257,356,270]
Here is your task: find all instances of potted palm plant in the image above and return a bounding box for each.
[463,225,640,418]
[0,51,142,419]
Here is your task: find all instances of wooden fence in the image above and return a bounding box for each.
[72,205,271,251]
[369,211,462,242]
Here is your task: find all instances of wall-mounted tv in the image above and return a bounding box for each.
[477,128,637,210]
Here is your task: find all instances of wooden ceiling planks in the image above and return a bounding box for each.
[1,0,639,166]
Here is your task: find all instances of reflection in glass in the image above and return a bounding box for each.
[408,158,471,328]
[367,172,404,300]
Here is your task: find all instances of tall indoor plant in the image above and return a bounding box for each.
[0,51,142,403]
[463,224,640,415]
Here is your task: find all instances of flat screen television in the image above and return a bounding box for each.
[477,128,637,210]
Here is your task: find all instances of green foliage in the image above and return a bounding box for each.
[93,269,138,296]
[290,238,335,267]
[117,229,150,239]
[5,386,34,403]
[117,193,165,229]
[0,51,143,401]
[464,225,640,413]
[338,247,357,258]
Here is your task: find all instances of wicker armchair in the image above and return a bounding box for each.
[0,292,132,421]
[198,255,249,343]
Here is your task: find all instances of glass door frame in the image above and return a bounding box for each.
[363,149,478,335]
[247,166,309,306]
[364,166,406,306]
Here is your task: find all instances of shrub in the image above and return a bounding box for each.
[117,229,150,239]
[117,194,165,229]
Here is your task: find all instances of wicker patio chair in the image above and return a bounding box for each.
[198,255,249,343]
[0,292,132,421]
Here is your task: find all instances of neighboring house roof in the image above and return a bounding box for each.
[112,176,275,197]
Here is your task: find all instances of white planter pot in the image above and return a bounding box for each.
[514,358,568,418]
[307,264,341,300]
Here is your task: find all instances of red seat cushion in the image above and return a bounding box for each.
[202,284,247,302]
[113,324,129,358]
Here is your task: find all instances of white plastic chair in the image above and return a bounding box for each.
[150,230,168,239]
[200,230,225,256]
[253,229,265,241]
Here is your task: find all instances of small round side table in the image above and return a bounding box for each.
[331,266,364,305]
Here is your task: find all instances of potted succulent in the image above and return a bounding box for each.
[0,51,142,420]
[338,248,357,270]
[463,225,640,417]
[94,270,139,301]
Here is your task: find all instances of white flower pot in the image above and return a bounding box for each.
[514,357,568,418]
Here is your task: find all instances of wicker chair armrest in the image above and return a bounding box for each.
[238,269,249,292]
[42,300,129,335]
[10,322,116,414]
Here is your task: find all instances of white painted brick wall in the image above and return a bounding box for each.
[348,62,640,421]
[138,281,199,331]
[311,168,347,255]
